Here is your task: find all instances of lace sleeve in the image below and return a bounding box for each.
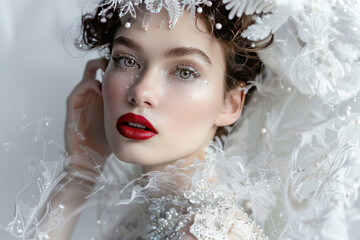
[189,204,266,240]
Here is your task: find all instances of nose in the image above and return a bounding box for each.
[126,69,160,108]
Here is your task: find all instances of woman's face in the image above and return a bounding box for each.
[102,10,228,171]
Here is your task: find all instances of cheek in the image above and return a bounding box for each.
[166,85,224,130]
[102,71,129,110]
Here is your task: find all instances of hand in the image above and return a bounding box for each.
[65,59,111,162]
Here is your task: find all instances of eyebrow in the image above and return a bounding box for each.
[112,36,212,65]
[165,47,212,65]
[113,36,143,52]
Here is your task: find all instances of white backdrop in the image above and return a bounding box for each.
[1,1,360,239]
[0,0,99,239]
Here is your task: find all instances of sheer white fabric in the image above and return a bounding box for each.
[2,0,360,239]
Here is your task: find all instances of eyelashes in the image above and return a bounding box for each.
[112,54,140,69]
[172,65,201,80]
[111,54,202,81]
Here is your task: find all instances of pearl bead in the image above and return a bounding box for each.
[345,110,351,117]
[75,42,83,48]
[106,12,113,19]
[100,17,107,23]
[215,23,222,30]
[244,201,252,211]
[197,7,203,14]
[125,22,131,28]
[251,42,256,48]
[206,1,213,7]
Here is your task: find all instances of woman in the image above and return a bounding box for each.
[5,0,360,239]
[64,0,272,239]
[12,1,270,239]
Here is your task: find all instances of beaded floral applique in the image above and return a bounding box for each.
[144,179,267,239]
[190,204,267,240]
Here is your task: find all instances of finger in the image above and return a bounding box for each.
[82,58,108,81]
[67,80,102,107]
[75,79,102,96]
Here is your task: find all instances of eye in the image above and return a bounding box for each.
[173,66,200,80]
[179,69,192,79]
[112,55,140,68]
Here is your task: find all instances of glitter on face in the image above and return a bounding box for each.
[102,10,229,169]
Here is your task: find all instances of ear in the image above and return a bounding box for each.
[215,87,245,127]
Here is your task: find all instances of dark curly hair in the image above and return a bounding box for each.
[79,1,273,100]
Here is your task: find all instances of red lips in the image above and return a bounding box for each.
[116,113,158,140]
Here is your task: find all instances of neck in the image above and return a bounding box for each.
[141,149,206,174]
[141,128,217,174]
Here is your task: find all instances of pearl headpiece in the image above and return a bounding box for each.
[98,0,304,37]
[99,0,211,29]
[97,0,360,104]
